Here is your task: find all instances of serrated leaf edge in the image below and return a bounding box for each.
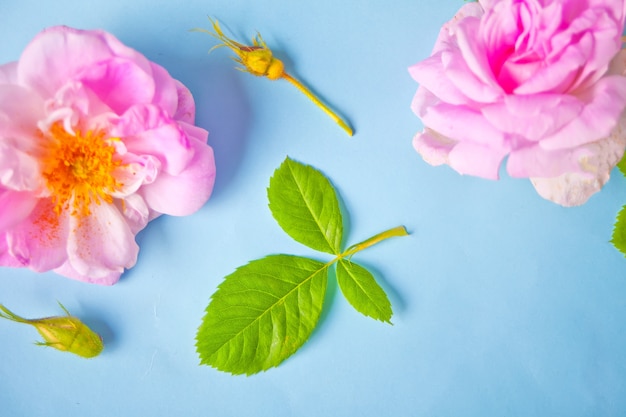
[336,259,393,324]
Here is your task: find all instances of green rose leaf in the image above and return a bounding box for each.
[336,259,393,323]
[618,155,626,177]
[612,206,626,257]
[268,157,343,254]
[196,254,328,375]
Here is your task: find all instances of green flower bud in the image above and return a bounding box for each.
[0,303,103,358]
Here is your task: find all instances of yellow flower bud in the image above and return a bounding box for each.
[0,303,104,358]
[196,18,353,136]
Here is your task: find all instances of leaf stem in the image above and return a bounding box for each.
[328,226,409,265]
[282,73,354,136]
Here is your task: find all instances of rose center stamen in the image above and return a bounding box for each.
[41,122,122,216]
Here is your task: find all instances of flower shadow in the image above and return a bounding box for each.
[187,60,252,201]
[126,40,253,203]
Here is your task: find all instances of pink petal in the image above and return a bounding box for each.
[412,129,456,167]
[482,94,583,142]
[506,145,586,178]
[421,101,506,147]
[110,154,160,197]
[0,84,45,143]
[53,262,121,286]
[409,53,473,106]
[0,190,38,230]
[117,193,150,235]
[448,140,508,179]
[540,75,626,149]
[110,104,193,175]
[455,17,499,89]
[570,8,623,90]
[0,234,24,268]
[17,26,152,99]
[150,63,178,118]
[172,80,197,124]
[514,36,589,95]
[1,199,69,272]
[79,57,155,115]
[65,202,139,284]
[140,137,215,216]
[445,49,503,103]
[0,62,17,83]
[530,115,626,206]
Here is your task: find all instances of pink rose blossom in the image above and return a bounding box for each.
[0,26,216,284]
[409,0,626,206]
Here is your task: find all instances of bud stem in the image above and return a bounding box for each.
[282,73,354,136]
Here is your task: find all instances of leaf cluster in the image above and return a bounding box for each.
[196,157,407,375]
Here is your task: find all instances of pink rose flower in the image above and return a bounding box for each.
[409,0,626,206]
[0,26,216,284]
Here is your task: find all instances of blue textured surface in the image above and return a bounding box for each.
[1,1,626,416]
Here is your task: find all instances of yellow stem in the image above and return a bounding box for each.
[326,226,409,266]
[282,73,354,136]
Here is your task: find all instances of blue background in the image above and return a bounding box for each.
[1,0,626,416]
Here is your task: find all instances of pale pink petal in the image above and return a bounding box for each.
[540,75,626,149]
[478,0,496,11]
[140,137,215,216]
[0,142,41,191]
[482,94,583,141]
[570,8,623,90]
[53,262,121,286]
[409,54,473,106]
[150,63,178,117]
[0,190,38,230]
[0,86,43,192]
[0,62,17,84]
[445,49,503,103]
[0,234,24,268]
[117,193,150,234]
[79,57,155,115]
[110,154,160,198]
[455,17,499,89]
[412,129,456,167]
[507,145,586,178]
[1,199,69,271]
[514,36,589,95]
[65,202,138,284]
[18,26,152,99]
[421,102,506,147]
[530,114,626,206]
[448,141,508,179]
[0,84,45,143]
[110,104,193,175]
[172,80,197,124]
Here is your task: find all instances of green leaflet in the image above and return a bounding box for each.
[612,158,626,255]
[197,157,408,375]
[612,206,626,257]
[618,155,626,177]
[336,260,392,323]
[268,157,343,254]
[197,255,327,375]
